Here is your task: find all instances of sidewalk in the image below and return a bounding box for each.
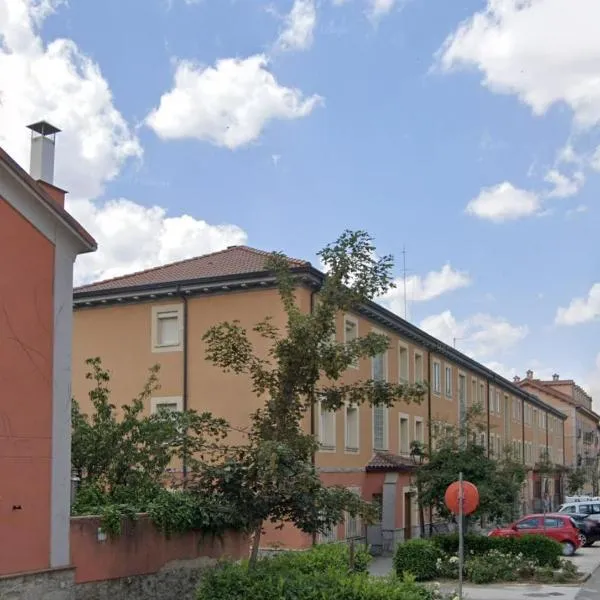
[368,547,600,600]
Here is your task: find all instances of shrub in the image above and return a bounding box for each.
[394,539,442,581]
[197,557,448,600]
[432,533,561,567]
[465,550,520,584]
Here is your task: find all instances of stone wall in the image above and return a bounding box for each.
[0,567,74,600]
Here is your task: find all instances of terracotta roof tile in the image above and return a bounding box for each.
[0,145,96,250]
[75,246,310,294]
[366,452,416,472]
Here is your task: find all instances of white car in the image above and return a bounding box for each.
[559,501,600,516]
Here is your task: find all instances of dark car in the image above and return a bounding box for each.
[570,513,600,547]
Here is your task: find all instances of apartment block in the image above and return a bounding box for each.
[72,246,567,550]
[518,371,599,494]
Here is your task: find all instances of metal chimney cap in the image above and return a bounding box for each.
[27,121,61,136]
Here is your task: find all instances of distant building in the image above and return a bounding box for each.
[517,371,600,494]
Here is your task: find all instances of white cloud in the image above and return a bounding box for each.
[380,264,471,315]
[70,198,247,284]
[555,283,600,326]
[420,310,529,360]
[367,0,395,21]
[466,182,541,222]
[544,169,585,199]
[0,0,249,285]
[583,353,600,408]
[0,0,141,201]
[276,0,316,52]
[438,0,600,129]
[146,55,322,149]
[566,204,588,217]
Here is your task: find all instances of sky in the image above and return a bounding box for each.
[1,0,599,403]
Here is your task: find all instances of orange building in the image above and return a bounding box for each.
[0,123,96,575]
[518,372,599,494]
[72,246,566,552]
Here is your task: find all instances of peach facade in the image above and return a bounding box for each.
[72,257,568,548]
[0,139,95,575]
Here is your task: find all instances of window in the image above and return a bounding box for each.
[373,406,388,450]
[319,524,337,543]
[479,432,486,449]
[399,345,409,383]
[471,379,477,407]
[415,418,424,445]
[399,415,410,454]
[458,374,467,421]
[544,518,562,529]
[414,353,423,383]
[445,366,453,398]
[152,305,183,352]
[432,362,441,394]
[372,349,388,382]
[345,405,359,452]
[496,391,501,414]
[479,383,485,408]
[151,396,183,414]
[345,488,362,539]
[344,316,358,368]
[318,402,336,451]
[516,518,540,530]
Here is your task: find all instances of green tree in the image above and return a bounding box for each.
[566,466,587,496]
[199,230,427,564]
[416,408,527,526]
[71,358,229,519]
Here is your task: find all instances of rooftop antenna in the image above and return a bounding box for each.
[401,246,408,320]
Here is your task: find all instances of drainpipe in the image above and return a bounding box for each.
[487,380,491,458]
[180,287,189,486]
[309,288,317,546]
[426,349,433,535]
[521,402,525,466]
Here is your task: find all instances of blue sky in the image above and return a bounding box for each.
[1,0,599,401]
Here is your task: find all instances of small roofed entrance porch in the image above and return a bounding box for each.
[365,452,419,556]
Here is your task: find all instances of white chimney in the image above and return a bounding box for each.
[27,121,61,185]
[552,373,560,381]
[526,369,533,380]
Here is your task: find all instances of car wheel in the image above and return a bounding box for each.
[579,533,587,546]
[562,541,576,556]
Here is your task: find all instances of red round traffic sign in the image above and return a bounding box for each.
[444,480,479,516]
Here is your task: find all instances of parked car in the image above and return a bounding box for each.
[559,501,600,516]
[570,513,600,547]
[488,513,581,556]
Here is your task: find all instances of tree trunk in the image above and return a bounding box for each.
[249,521,263,568]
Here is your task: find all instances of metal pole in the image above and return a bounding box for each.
[458,472,464,600]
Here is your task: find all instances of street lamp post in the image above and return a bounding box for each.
[410,442,426,538]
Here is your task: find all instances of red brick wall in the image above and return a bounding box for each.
[70,516,249,584]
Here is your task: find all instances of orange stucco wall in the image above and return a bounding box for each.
[70,516,248,583]
[0,197,54,575]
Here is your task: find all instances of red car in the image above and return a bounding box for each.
[488,513,581,556]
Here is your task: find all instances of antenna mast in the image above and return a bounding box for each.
[402,246,408,320]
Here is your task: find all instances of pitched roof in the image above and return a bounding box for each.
[75,246,310,293]
[0,145,96,250]
[365,452,416,472]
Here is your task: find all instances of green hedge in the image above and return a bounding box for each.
[393,539,442,581]
[431,533,562,567]
[197,545,443,600]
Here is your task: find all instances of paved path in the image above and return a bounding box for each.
[576,566,600,600]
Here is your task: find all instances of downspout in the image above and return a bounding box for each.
[427,349,433,535]
[180,287,189,485]
[309,288,317,547]
[487,380,491,458]
[521,402,525,466]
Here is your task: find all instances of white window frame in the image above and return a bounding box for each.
[151,304,183,353]
[151,396,183,414]
[372,405,389,451]
[471,377,477,407]
[458,372,467,422]
[318,523,337,544]
[398,343,410,383]
[479,382,485,408]
[414,416,425,445]
[398,413,410,455]
[445,365,453,399]
[317,401,337,452]
[344,404,360,454]
[432,361,441,395]
[344,315,359,369]
[414,351,424,383]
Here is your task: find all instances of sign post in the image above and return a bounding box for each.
[445,476,479,600]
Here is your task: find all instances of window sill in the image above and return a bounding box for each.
[319,445,337,453]
[345,447,360,454]
[152,344,183,353]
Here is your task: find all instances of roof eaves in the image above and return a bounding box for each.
[0,147,96,251]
